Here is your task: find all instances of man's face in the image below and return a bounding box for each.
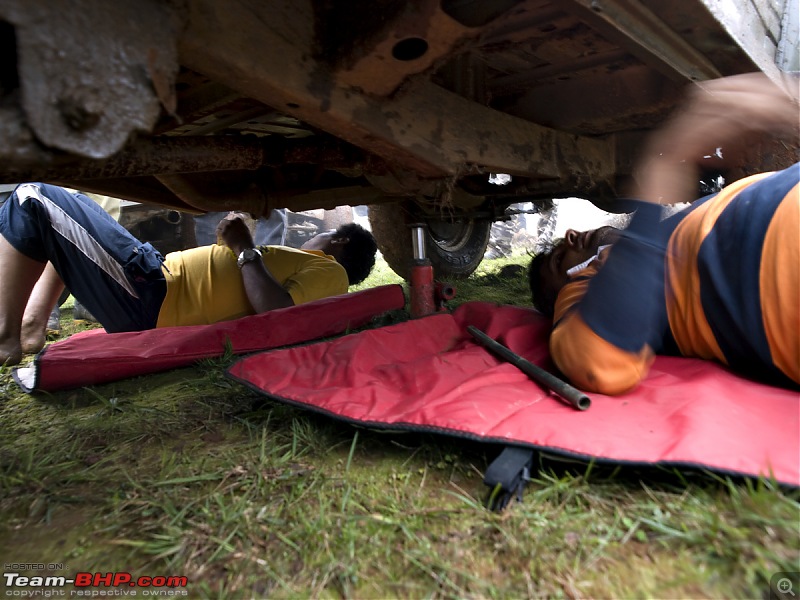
[539,226,620,301]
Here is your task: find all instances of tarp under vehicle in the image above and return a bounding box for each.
[228,302,800,487]
[13,285,406,393]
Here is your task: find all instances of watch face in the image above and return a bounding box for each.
[238,248,260,267]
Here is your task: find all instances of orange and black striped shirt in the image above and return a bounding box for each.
[550,164,799,395]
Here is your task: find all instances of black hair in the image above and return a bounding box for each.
[335,222,377,285]
[528,249,556,318]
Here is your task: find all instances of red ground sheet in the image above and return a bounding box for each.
[228,302,800,486]
[14,285,405,393]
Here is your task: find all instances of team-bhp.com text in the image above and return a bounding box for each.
[4,573,189,597]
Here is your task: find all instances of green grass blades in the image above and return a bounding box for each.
[1,255,798,598]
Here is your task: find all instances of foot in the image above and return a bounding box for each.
[0,338,22,367]
[47,305,61,335]
[20,316,47,355]
[72,300,97,323]
[20,331,45,355]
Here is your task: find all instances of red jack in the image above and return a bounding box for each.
[409,224,455,318]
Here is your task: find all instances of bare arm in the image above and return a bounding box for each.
[215,213,293,313]
[635,72,799,206]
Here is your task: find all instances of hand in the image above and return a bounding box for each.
[635,73,799,205]
[215,212,255,254]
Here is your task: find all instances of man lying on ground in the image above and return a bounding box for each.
[528,73,799,395]
[0,184,377,365]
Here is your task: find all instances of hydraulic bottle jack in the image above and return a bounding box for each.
[409,224,455,318]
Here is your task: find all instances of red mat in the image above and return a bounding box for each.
[228,302,800,486]
[13,285,406,393]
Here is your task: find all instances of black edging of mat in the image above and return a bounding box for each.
[225,365,797,490]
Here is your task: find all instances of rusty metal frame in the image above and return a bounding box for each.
[562,0,722,82]
[177,0,617,184]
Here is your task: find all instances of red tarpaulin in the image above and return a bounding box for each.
[228,302,800,486]
[13,285,406,393]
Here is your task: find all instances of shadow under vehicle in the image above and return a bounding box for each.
[0,0,797,278]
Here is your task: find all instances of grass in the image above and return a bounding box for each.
[1,252,798,598]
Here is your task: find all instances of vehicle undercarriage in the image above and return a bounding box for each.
[0,0,796,276]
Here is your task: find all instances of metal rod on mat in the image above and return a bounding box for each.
[467,325,591,411]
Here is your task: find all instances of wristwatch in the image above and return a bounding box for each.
[236,247,262,268]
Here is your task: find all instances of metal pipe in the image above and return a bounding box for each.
[467,326,591,411]
[410,223,427,261]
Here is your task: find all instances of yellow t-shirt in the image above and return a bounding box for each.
[156,245,349,328]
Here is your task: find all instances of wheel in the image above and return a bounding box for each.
[369,202,491,280]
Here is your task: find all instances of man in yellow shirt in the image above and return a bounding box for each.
[156,214,370,327]
[0,187,377,365]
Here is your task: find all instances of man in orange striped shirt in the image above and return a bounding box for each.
[529,74,799,395]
